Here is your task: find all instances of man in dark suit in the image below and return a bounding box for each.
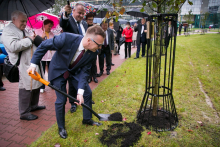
[97,21,114,77]
[27,25,105,139]
[134,18,147,59]
[60,3,88,113]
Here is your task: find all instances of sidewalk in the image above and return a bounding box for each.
[0,45,137,147]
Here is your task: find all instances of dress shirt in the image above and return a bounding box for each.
[141,25,144,34]
[103,30,108,45]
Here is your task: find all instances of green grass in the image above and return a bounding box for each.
[30,34,220,147]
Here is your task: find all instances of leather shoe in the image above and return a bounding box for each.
[92,100,95,104]
[82,119,102,126]
[87,78,92,83]
[31,105,46,112]
[107,71,110,75]
[134,57,139,59]
[0,87,6,91]
[97,72,103,77]
[58,128,67,139]
[93,78,98,83]
[20,114,38,120]
[111,63,115,66]
[70,105,77,113]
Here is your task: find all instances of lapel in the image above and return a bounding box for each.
[69,16,79,34]
[72,50,94,70]
[68,36,83,65]
[107,29,111,42]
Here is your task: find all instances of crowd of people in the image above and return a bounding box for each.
[1,2,153,139]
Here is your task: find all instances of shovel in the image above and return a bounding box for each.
[28,71,122,121]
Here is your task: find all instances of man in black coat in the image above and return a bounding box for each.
[134,18,147,59]
[59,3,88,113]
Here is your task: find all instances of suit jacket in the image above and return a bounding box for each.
[31,33,98,90]
[103,29,114,52]
[60,14,88,34]
[134,24,147,44]
[2,23,42,90]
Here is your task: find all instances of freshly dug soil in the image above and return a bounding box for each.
[100,122,143,147]
[137,110,177,130]
[108,112,122,121]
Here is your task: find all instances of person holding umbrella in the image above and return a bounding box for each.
[2,11,45,120]
[35,19,55,93]
[134,18,147,59]
[60,3,88,113]
[122,22,133,59]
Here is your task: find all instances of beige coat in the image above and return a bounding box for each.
[2,23,42,90]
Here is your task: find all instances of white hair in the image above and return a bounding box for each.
[11,10,27,20]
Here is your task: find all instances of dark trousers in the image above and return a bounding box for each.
[51,75,92,129]
[88,56,97,80]
[124,42,131,58]
[116,40,120,53]
[0,65,3,87]
[19,88,40,117]
[136,42,146,58]
[98,45,111,72]
[40,61,50,89]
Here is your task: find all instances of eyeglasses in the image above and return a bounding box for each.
[90,38,102,48]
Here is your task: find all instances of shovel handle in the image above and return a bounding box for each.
[28,71,50,86]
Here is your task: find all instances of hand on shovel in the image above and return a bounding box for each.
[75,94,84,106]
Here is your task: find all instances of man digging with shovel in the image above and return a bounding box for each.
[27,25,105,139]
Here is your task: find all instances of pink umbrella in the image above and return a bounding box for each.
[27,12,60,30]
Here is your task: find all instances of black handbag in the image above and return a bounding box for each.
[3,52,22,83]
[119,37,125,47]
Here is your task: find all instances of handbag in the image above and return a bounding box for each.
[119,37,125,47]
[3,52,22,82]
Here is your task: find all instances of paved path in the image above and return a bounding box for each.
[0,45,137,147]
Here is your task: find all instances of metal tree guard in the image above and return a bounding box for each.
[137,14,178,131]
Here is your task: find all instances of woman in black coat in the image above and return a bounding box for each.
[116,26,123,55]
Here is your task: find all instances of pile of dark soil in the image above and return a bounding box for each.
[108,112,122,121]
[137,110,176,129]
[100,122,143,147]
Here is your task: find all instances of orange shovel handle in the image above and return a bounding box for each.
[28,71,50,86]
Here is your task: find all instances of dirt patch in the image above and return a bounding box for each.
[108,112,122,121]
[100,122,143,147]
[137,110,177,130]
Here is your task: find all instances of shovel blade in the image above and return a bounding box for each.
[98,114,111,121]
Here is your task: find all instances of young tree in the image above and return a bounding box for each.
[183,10,194,30]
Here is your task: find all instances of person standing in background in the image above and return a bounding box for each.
[122,22,133,59]
[116,26,123,55]
[35,19,55,93]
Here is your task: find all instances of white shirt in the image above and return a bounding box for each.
[62,13,86,36]
[141,25,144,34]
[103,30,108,45]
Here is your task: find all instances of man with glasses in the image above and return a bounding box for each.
[27,25,105,139]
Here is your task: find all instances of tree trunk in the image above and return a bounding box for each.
[152,7,162,116]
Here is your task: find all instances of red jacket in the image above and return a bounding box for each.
[122,27,133,42]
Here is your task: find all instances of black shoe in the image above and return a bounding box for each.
[134,57,139,59]
[114,53,117,55]
[20,114,38,120]
[111,63,115,66]
[31,105,46,112]
[70,105,77,113]
[87,78,92,83]
[97,72,103,77]
[107,71,110,75]
[142,55,146,57]
[0,87,6,91]
[82,119,102,126]
[93,78,98,83]
[58,128,67,139]
[118,53,120,55]
[92,100,95,104]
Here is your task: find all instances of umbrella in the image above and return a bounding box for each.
[118,19,128,25]
[129,19,138,25]
[0,0,55,20]
[94,5,114,18]
[126,8,149,18]
[59,1,97,18]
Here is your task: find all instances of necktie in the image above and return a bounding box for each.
[63,49,85,79]
[77,22,83,35]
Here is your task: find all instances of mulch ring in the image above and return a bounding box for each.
[100,122,144,147]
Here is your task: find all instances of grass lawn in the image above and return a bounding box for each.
[30,34,220,147]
